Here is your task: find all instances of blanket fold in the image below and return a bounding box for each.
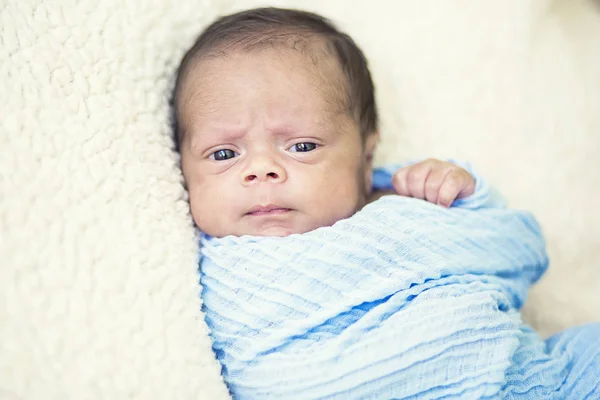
[200,165,600,399]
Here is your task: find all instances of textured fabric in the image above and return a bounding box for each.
[0,1,232,399]
[200,165,600,399]
[3,1,600,398]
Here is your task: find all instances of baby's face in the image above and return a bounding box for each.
[179,50,372,237]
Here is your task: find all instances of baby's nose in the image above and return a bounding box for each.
[242,157,287,185]
[245,171,282,183]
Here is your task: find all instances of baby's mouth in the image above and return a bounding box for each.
[246,204,292,216]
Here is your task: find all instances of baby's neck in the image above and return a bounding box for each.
[366,189,396,204]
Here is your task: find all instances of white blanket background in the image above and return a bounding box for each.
[2,0,599,398]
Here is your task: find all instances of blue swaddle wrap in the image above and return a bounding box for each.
[200,162,600,399]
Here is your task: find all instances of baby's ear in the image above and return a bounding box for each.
[363,131,380,194]
[364,131,380,166]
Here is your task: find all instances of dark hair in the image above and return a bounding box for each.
[172,7,378,149]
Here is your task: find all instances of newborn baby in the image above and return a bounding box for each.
[172,7,476,238]
[173,8,600,400]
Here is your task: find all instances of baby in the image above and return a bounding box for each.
[170,9,600,399]
[172,7,477,238]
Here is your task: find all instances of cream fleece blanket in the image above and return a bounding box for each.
[2,0,599,398]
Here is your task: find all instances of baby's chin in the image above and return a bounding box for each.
[213,224,320,238]
[248,226,296,237]
[239,222,320,237]
[199,212,350,238]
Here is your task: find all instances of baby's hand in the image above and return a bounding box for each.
[392,159,475,207]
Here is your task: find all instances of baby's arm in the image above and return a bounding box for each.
[371,159,506,209]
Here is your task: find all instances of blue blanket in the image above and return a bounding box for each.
[200,164,600,399]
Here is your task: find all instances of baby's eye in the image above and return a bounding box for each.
[289,142,318,153]
[210,149,238,161]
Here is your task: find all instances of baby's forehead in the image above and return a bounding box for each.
[180,48,350,122]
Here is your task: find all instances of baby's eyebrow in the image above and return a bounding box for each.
[264,113,338,136]
[264,121,297,136]
[211,127,248,140]
[194,124,248,142]
[187,126,246,155]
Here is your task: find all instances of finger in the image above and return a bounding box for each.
[437,170,468,207]
[392,167,410,196]
[424,164,453,204]
[406,161,434,199]
[456,172,476,199]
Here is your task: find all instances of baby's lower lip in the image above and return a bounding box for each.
[247,208,291,216]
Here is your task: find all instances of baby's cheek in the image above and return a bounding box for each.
[188,177,241,236]
[187,183,219,228]
[316,172,362,217]
[188,189,209,229]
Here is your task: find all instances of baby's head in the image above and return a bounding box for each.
[173,7,379,237]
